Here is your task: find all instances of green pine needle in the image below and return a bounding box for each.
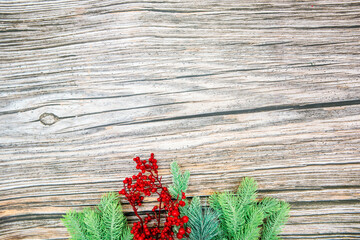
[187,197,221,240]
[237,177,258,206]
[61,210,88,240]
[83,207,102,240]
[240,205,264,240]
[169,161,221,240]
[62,192,132,240]
[260,201,290,240]
[209,178,290,240]
[169,161,190,199]
[210,178,259,240]
[214,192,246,239]
[98,192,127,240]
[120,225,133,240]
[258,197,281,218]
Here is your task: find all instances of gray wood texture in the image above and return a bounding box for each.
[1,0,360,239]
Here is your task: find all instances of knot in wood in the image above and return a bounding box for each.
[39,113,59,125]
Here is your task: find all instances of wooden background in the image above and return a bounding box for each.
[1,0,360,239]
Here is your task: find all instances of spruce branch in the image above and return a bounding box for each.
[186,196,221,240]
[209,178,290,240]
[258,197,281,218]
[260,201,290,240]
[219,193,245,239]
[169,161,221,240]
[169,161,190,199]
[61,210,88,240]
[62,192,131,240]
[120,225,133,240]
[240,205,264,240]
[99,192,127,240]
[237,177,258,206]
[83,207,102,240]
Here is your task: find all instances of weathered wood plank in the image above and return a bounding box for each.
[1,0,360,239]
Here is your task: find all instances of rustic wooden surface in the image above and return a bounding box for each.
[1,0,360,239]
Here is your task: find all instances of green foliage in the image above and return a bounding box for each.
[237,177,258,206]
[98,192,128,240]
[169,162,291,240]
[83,208,102,240]
[61,192,132,240]
[62,161,290,240]
[241,205,264,240]
[120,225,133,240]
[209,177,290,240]
[169,161,190,199]
[260,201,290,240]
[258,197,281,218]
[62,210,88,240]
[170,161,221,240]
[209,191,245,239]
[185,196,221,240]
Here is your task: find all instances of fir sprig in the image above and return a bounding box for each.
[62,192,132,240]
[241,205,264,240]
[169,162,290,240]
[83,208,102,240]
[62,210,88,240]
[169,161,190,199]
[237,177,258,206]
[260,201,290,240]
[185,196,221,240]
[209,191,246,239]
[258,197,281,218]
[120,225,133,240]
[209,177,290,240]
[170,161,221,240]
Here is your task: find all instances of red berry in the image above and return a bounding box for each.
[181,216,189,223]
[172,210,179,217]
[120,154,189,239]
[186,227,191,234]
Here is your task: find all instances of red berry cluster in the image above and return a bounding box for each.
[119,154,191,240]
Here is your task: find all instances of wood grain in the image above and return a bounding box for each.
[1,0,360,239]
